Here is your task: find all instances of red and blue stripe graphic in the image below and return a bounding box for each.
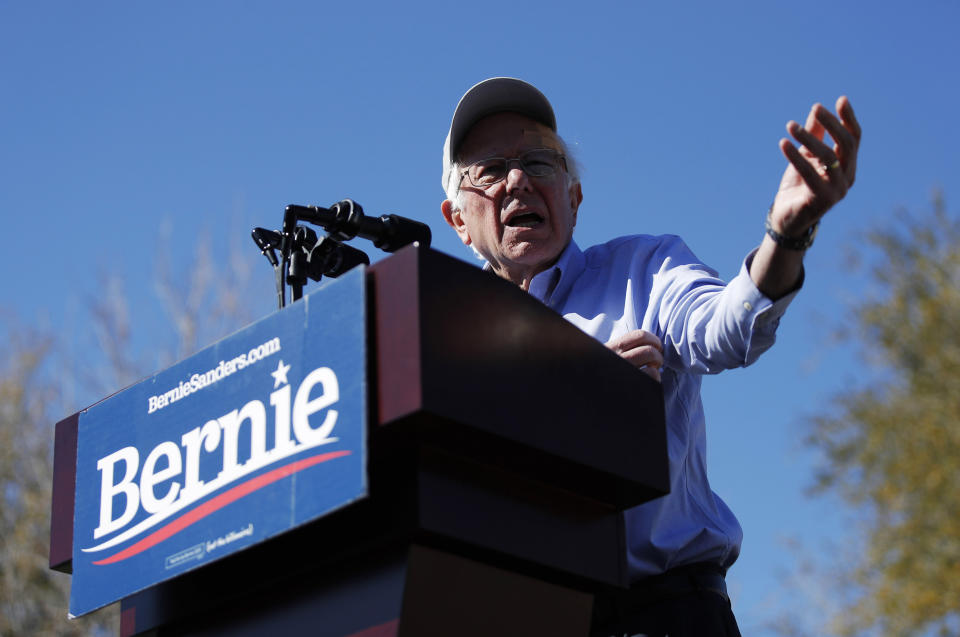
[93,450,352,565]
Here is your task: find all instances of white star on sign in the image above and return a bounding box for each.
[271,359,291,388]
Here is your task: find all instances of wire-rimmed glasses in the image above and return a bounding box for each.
[458,148,567,189]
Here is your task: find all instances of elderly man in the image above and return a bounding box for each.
[440,77,860,637]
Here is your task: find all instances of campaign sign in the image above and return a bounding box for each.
[70,267,367,617]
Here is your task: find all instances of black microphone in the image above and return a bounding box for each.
[251,227,281,266]
[286,200,432,252]
[306,235,370,278]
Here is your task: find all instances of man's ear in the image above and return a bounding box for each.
[441,199,472,246]
[570,183,583,224]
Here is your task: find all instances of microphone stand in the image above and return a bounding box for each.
[251,225,371,309]
[252,198,430,309]
[287,226,312,303]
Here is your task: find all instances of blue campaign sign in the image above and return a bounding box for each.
[70,267,367,617]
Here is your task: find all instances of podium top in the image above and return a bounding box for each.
[369,246,667,508]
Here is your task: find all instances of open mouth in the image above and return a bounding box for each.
[506,212,544,228]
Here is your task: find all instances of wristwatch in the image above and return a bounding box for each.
[765,207,818,250]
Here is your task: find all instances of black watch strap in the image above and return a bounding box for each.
[765,207,818,250]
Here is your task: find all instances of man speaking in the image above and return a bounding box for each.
[439,77,860,636]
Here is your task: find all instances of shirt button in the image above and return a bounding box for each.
[743,301,753,311]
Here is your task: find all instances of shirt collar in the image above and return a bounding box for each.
[527,239,585,306]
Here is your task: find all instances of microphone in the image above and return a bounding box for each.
[251,227,281,266]
[285,200,432,252]
[306,235,370,278]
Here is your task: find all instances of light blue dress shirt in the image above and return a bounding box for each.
[524,234,801,581]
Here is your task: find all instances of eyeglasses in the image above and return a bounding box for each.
[458,149,567,189]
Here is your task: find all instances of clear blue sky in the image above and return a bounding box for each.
[3,2,958,633]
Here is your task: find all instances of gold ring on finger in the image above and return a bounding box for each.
[819,159,841,174]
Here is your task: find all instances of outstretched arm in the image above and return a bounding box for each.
[750,96,861,299]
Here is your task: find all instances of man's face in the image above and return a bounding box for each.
[442,112,582,288]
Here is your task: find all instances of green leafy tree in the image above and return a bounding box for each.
[806,195,960,636]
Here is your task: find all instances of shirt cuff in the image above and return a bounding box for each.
[730,248,803,345]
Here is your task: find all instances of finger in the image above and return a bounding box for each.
[779,138,837,200]
[815,106,856,160]
[804,103,826,141]
[836,96,861,183]
[607,329,663,354]
[788,120,837,165]
[787,122,848,195]
[607,330,665,382]
[837,96,862,141]
[617,345,665,376]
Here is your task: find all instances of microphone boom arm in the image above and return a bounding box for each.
[252,198,430,309]
[286,200,431,253]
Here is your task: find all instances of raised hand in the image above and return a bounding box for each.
[770,96,861,237]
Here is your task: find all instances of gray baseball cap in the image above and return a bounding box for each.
[441,77,557,191]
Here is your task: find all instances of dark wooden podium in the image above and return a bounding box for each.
[50,246,668,637]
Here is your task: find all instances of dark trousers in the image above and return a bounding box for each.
[591,562,742,637]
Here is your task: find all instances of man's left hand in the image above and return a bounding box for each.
[749,96,861,299]
[769,96,861,236]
